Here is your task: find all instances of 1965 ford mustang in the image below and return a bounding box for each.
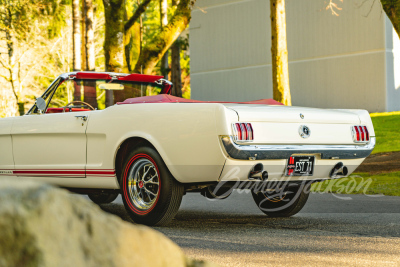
[0,72,375,225]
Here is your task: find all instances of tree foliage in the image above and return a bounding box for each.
[379,0,400,39]
[0,0,195,116]
[0,0,70,116]
[103,0,195,104]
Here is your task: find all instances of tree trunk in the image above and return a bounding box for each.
[83,0,97,108]
[103,0,126,106]
[85,0,96,71]
[160,0,169,79]
[270,0,291,106]
[124,0,151,73]
[72,0,82,102]
[125,22,142,73]
[134,0,195,75]
[81,0,87,72]
[381,0,400,39]
[124,0,143,73]
[171,39,182,97]
[18,102,25,116]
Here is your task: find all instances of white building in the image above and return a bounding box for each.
[189,0,400,112]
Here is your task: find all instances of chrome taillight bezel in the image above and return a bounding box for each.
[351,125,370,143]
[232,123,254,142]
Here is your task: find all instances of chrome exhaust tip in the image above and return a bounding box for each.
[330,162,348,178]
[249,163,268,181]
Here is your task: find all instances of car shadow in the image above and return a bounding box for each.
[98,201,400,238]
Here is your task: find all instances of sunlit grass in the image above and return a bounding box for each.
[311,172,400,196]
[370,112,400,154]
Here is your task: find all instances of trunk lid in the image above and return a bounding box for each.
[224,104,362,145]
[224,104,360,124]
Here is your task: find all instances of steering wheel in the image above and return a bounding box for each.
[62,101,95,112]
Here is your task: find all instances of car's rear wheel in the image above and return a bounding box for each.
[88,192,119,204]
[252,183,310,217]
[120,146,183,226]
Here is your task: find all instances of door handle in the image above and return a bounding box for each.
[75,115,88,122]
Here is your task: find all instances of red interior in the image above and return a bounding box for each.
[46,108,91,114]
[117,94,283,105]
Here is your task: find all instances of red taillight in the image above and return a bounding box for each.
[354,126,360,141]
[360,126,365,141]
[352,125,370,142]
[234,123,254,141]
[364,126,369,141]
[246,123,253,140]
[235,124,242,140]
[239,123,247,140]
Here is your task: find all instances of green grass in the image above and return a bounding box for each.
[311,172,400,196]
[370,111,400,154]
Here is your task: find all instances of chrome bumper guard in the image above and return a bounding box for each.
[221,136,375,160]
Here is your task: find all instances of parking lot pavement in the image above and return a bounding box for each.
[97,191,400,266]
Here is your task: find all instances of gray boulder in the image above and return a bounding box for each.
[0,178,215,267]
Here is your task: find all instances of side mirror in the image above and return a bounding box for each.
[36,97,46,113]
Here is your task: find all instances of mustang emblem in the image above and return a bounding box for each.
[299,125,311,138]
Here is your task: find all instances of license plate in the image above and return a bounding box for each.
[286,156,315,176]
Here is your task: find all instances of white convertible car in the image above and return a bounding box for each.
[0,72,375,225]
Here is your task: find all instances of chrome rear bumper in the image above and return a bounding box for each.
[220,136,375,160]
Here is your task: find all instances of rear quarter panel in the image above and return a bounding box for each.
[86,103,235,183]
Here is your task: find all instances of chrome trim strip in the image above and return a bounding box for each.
[221,136,375,160]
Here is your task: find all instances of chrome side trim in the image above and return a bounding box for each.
[220,136,375,160]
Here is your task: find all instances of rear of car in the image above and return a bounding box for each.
[217,104,375,182]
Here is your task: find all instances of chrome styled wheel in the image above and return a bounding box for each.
[121,147,184,226]
[128,158,160,211]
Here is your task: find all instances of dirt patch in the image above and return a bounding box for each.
[355,151,400,174]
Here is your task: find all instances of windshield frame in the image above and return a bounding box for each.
[26,72,173,115]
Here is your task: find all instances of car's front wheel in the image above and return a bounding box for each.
[252,183,311,217]
[120,146,184,226]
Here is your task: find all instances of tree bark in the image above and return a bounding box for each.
[83,0,97,108]
[124,0,146,73]
[124,0,152,33]
[81,0,87,72]
[103,0,126,106]
[18,102,25,116]
[171,39,182,97]
[134,0,195,75]
[125,22,141,73]
[72,0,82,102]
[270,0,291,106]
[85,0,96,71]
[381,0,400,39]
[160,0,169,79]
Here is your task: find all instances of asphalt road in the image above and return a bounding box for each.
[96,191,400,266]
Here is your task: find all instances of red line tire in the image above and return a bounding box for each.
[120,146,184,226]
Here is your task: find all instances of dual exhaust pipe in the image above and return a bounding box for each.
[249,163,268,181]
[330,162,348,178]
[249,162,348,180]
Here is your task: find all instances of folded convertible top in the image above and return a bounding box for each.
[117,94,283,105]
